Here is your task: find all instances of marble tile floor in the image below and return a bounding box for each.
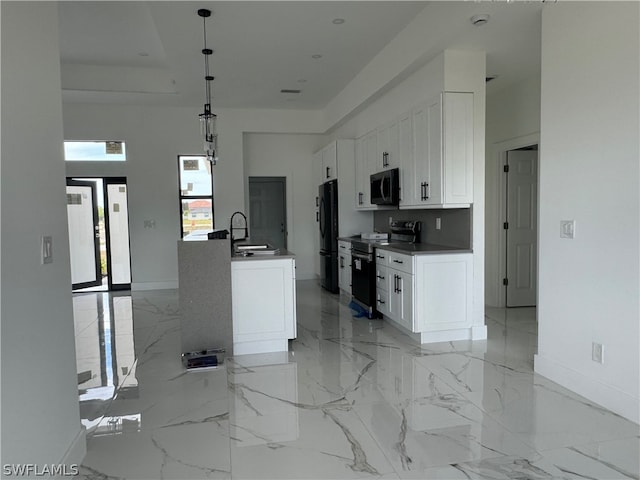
[73,281,639,480]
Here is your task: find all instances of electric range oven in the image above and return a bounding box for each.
[350,220,421,319]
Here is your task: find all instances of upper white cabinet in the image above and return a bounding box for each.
[400,92,474,208]
[354,130,378,210]
[319,141,338,182]
[376,120,399,171]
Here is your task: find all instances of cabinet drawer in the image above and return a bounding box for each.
[338,240,352,252]
[375,264,388,291]
[376,290,389,317]
[374,249,388,264]
[387,251,413,274]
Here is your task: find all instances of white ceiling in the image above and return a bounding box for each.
[58,1,543,110]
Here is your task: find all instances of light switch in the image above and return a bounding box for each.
[560,220,575,239]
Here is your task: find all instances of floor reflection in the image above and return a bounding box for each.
[72,282,639,480]
[74,292,139,433]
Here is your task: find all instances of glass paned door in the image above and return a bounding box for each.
[67,179,102,289]
[105,180,132,289]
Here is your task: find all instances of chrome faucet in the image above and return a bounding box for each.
[229,211,249,247]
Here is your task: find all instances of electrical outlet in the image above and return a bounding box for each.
[435,217,441,230]
[41,235,53,264]
[592,342,604,364]
[560,220,575,239]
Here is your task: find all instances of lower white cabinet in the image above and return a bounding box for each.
[338,240,352,293]
[231,257,296,355]
[375,264,390,317]
[414,254,472,333]
[388,269,414,332]
[375,249,473,342]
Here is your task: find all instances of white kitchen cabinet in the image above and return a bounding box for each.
[314,139,371,239]
[376,119,399,171]
[414,253,472,333]
[375,248,473,343]
[354,130,378,210]
[384,251,414,332]
[321,141,338,182]
[375,264,390,317]
[397,111,413,204]
[401,92,473,208]
[231,257,296,355]
[338,240,352,293]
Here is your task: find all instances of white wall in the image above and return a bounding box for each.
[485,76,541,306]
[535,2,639,423]
[1,2,86,466]
[243,133,321,279]
[64,105,323,289]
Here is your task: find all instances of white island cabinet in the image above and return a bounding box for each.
[231,255,297,355]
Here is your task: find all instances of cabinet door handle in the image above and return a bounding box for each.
[316,211,319,222]
[393,259,404,264]
[376,254,385,259]
[397,276,402,294]
[326,166,330,178]
[394,274,398,293]
[377,298,386,305]
[358,192,363,205]
[340,257,344,268]
[316,196,319,207]
[376,274,385,280]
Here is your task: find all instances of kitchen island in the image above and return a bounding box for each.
[177,238,297,358]
[231,248,297,355]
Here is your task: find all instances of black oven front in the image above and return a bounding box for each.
[351,246,377,318]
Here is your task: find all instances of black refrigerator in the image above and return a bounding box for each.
[318,179,339,293]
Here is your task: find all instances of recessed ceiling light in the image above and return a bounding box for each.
[470,14,490,26]
[297,79,307,83]
[138,52,149,57]
[281,89,301,94]
[332,18,345,25]
[311,54,323,59]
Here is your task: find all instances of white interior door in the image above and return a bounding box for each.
[506,150,538,307]
[67,179,102,289]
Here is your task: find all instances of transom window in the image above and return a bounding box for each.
[64,141,127,161]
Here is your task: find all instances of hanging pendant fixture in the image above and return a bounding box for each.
[198,8,218,164]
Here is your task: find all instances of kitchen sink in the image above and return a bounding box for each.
[235,244,271,250]
[233,243,280,255]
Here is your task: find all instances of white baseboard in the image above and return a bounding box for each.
[535,354,640,425]
[132,281,178,291]
[58,425,86,478]
[472,324,488,340]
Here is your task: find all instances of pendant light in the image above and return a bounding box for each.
[198,9,218,164]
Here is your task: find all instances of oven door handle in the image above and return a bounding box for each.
[351,251,373,262]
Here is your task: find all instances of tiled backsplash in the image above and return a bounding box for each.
[373,208,472,248]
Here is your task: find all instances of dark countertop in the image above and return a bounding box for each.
[337,235,471,255]
[231,248,296,261]
[376,243,472,255]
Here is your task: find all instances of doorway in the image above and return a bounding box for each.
[248,177,287,249]
[66,177,132,291]
[504,147,538,307]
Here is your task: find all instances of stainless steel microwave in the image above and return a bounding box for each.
[370,168,400,206]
